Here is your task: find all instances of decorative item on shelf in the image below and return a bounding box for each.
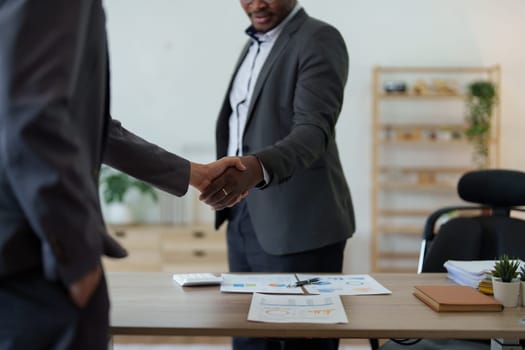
[99,166,158,225]
[421,128,438,141]
[432,79,458,95]
[491,254,521,307]
[437,127,453,141]
[464,80,497,168]
[383,80,407,94]
[418,171,436,185]
[411,80,428,95]
[520,265,525,306]
[450,130,464,140]
[428,129,438,141]
[383,125,394,141]
[397,128,421,141]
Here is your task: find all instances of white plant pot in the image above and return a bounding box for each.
[521,281,525,307]
[492,277,520,308]
[105,202,134,225]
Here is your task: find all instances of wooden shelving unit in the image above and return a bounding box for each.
[370,65,501,272]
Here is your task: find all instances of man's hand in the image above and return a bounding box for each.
[69,264,102,308]
[199,155,263,211]
[189,157,246,192]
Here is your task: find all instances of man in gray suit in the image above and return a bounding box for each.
[0,1,242,349]
[200,1,355,349]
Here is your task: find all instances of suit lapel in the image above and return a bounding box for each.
[244,9,308,132]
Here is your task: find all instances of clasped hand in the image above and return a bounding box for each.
[198,155,263,211]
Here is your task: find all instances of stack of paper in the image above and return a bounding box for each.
[443,260,497,288]
[443,259,525,293]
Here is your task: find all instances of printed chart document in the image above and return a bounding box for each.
[220,274,303,294]
[248,293,348,324]
[297,274,392,295]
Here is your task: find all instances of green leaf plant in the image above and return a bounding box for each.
[464,81,496,168]
[492,254,520,283]
[99,166,158,204]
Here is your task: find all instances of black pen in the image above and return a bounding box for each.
[287,277,320,288]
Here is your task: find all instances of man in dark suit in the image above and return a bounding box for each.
[200,1,355,349]
[0,1,242,349]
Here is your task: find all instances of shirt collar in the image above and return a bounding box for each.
[245,2,302,44]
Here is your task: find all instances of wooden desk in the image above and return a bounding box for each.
[108,272,525,339]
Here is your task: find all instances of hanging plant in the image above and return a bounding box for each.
[464,81,496,168]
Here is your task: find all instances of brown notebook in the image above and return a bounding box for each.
[413,285,503,312]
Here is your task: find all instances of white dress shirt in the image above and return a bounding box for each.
[227,3,302,159]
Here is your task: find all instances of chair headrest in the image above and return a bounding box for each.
[458,169,525,207]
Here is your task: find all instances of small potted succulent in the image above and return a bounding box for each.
[491,255,520,307]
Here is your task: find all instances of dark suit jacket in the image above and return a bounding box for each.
[0,0,192,284]
[216,9,355,255]
[0,0,127,284]
[103,119,191,198]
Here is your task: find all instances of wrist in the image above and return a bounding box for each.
[241,155,264,187]
[189,162,205,190]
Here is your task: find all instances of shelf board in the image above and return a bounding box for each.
[379,183,456,190]
[378,123,468,130]
[379,139,469,145]
[374,266,418,273]
[377,225,422,235]
[377,66,494,74]
[378,209,432,217]
[379,93,465,100]
[378,251,419,259]
[378,166,471,174]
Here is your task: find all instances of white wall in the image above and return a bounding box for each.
[104,0,525,273]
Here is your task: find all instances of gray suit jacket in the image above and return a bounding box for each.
[216,9,355,255]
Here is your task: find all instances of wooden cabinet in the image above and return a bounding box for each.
[103,224,228,273]
[370,66,500,272]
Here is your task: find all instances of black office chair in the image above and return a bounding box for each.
[375,169,525,350]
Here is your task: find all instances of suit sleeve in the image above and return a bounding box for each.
[0,0,104,285]
[104,119,191,197]
[255,25,349,184]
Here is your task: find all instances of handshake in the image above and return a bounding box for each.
[190,155,263,211]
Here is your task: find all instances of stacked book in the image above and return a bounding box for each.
[478,277,494,295]
[413,285,503,312]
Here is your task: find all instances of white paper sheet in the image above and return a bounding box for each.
[248,293,348,324]
[220,274,303,294]
[296,274,392,295]
[444,259,525,288]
